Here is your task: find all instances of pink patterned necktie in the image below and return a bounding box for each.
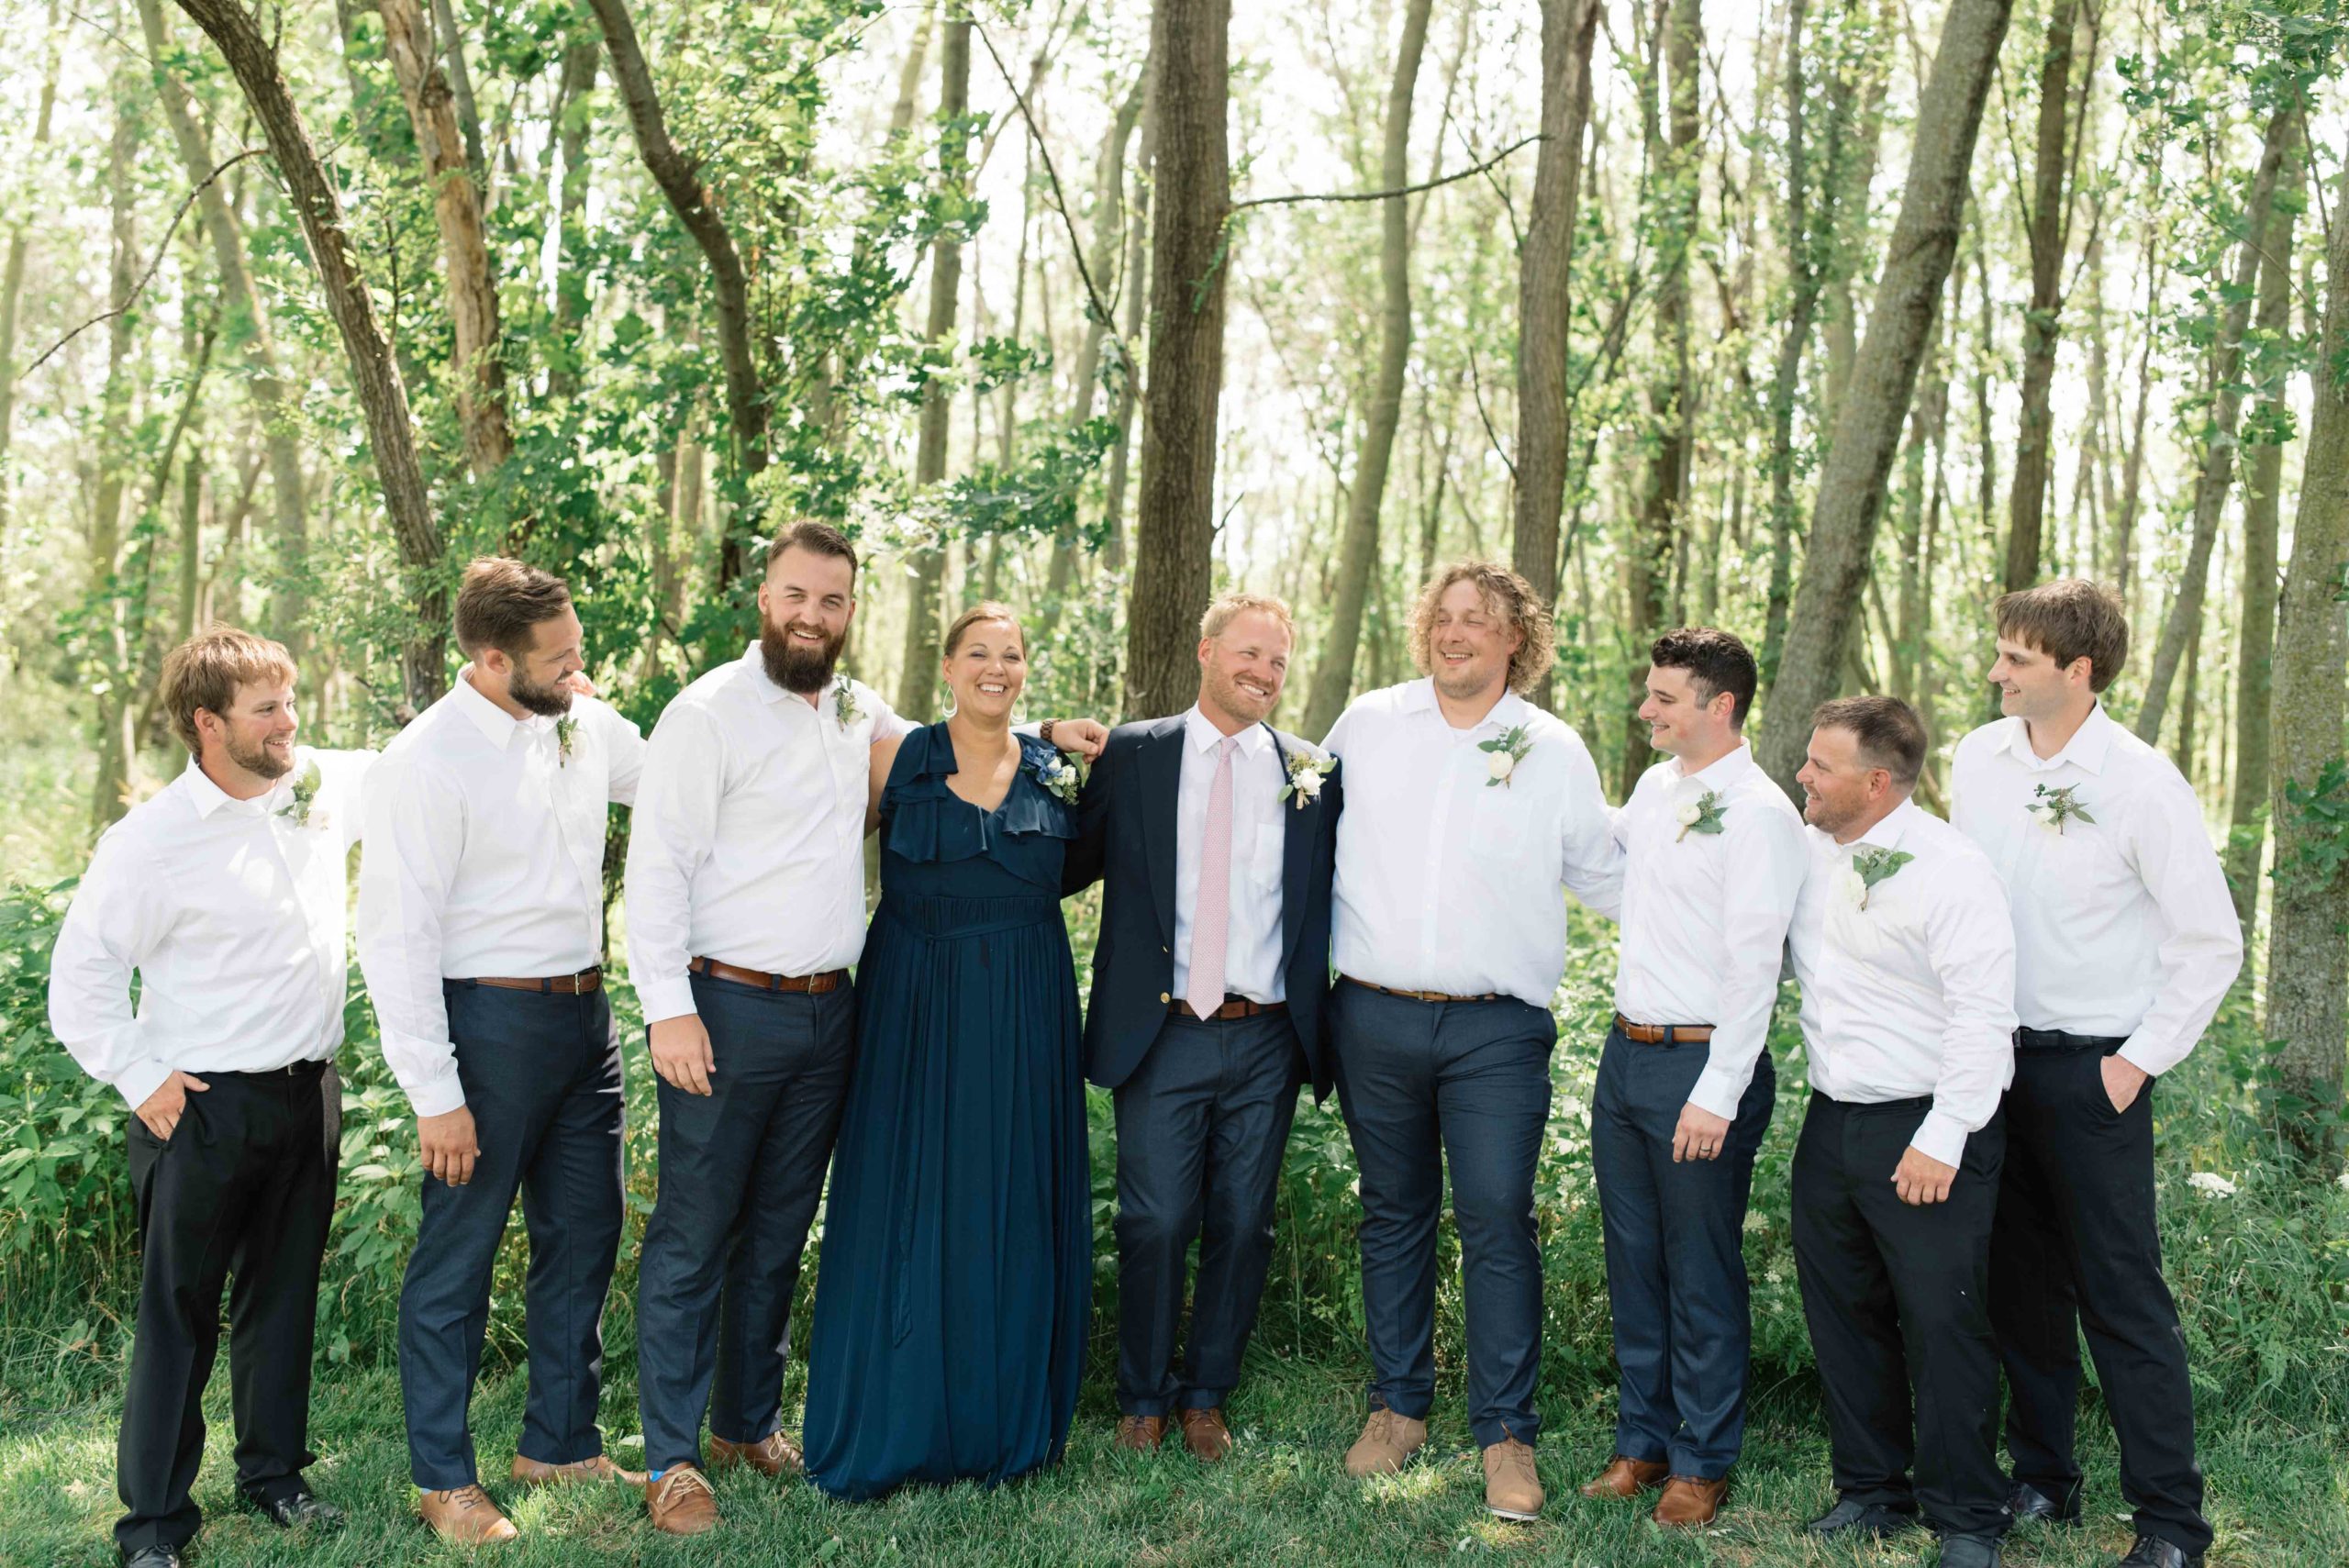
[1186,735,1237,1020]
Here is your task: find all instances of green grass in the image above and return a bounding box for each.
[2,1339,2343,1566]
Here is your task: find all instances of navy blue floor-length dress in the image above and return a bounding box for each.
[802,723,1091,1500]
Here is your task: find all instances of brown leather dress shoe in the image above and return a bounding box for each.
[1343,1408,1427,1477]
[1179,1407,1233,1462]
[1578,1454,1671,1498]
[509,1452,648,1487]
[1482,1438,1545,1521]
[707,1430,802,1478]
[1653,1474,1728,1526]
[417,1483,520,1543]
[644,1465,718,1536]
[1114,1414,1171,1451]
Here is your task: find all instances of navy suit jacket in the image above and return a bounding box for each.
[1062,714,1341,1098]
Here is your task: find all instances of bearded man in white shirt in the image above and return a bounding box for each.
[49,626,373,1568]
[1581,628,1805,1528]
[1319,560,1618,1523]
[1787,695,2017,1568]
[1954,580,2238,1568]
[357,559,649,1542]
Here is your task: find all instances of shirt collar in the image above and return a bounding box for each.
[742,642,832,712]
[1667,740,1756,791]
[182,755,284,819]
[1850,796,1922,854]
[1184,705,1269,758]
[1999,702,2114,775]
[1401,677,1525,734]
[452,667,545,751]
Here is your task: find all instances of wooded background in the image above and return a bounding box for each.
[0,0,2343,1140]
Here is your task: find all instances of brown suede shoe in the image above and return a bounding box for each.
[1578,1454,1671,1498]
[644,1465,718,1536]
[1114,1414,1171,1451]
[417,1483,519,1543]
[1179,1407,1233,1462]
[707,1430,802,1478]
[1482,1438,1544,1521]
[1343,1408,1427,1477]
[1653,1474,1728,1527]
[509,1452,648,1487]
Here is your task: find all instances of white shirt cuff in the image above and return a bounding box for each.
[1909,1107,1971,1170]
[115,1059,173,1118]
[1687,1061,1753,1122]
[637,976,698,1026]
[2118,1034,2187,1078]
[402,1065,468,1119]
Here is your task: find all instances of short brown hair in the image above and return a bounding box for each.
[1994,578,2127,692]
[1651,627,1759,728]
[764,520,860,577]
[1199,591,1295,643]
[943,600,1023,657]
[159,623,296,756]
[1407,560,1555,695]
[1812,695,1927,787]
[454,557,573,662]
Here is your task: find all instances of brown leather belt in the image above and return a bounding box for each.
[1168,996,1287,1021]
[1615,1012,1714,1045]
[1341,975,1501,1005]
[470,968,603,995]
[690,956,848,995]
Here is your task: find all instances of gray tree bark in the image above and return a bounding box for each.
[2002,0,2085,596]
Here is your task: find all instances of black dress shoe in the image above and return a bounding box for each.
[1938,1536,2003,1568]
[2008,1478,2083,1523]
[121,1548,183,1568]
[1806,1497,1921,1537]
[2117,1537,2201,1568]
[247,1486,344,1529]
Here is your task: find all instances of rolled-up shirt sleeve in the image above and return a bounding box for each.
[1911,861,2020,1167]
[48,830,176,1114]
[1689,806,1807,1121]
[625,704,725,1025]
[356,760,469,1118]
[2118,774,2243,1077]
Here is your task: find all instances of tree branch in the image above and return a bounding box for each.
[1230,131,1545,213]
[971,17,1119,342]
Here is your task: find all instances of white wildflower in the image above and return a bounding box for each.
[2186,1171,2237,1199]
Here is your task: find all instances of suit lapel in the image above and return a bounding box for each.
[1270,726,1309,967]
[1140,717,1186,949]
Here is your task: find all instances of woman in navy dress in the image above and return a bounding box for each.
[802,603,1091,1500]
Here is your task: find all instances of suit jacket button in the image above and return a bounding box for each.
[1158,991,1171,1004]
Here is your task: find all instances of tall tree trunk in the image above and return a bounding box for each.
[2266,128,2349,1155]
[1620,0,1701,795]
[1508,0,1603,713]
[429,0,488,191]
[91,85,139,830]
[2002,0,2083,595]
[1303,0,1432,740]
[546,34,599,404]
[178,0,447,709]
[1755,0,2015,796]
[1894,273,1951,702]
[377,0,512,479]
[896,12,974,723]
[2112,243,2156,620]
[1759,0,1822,688]
[1101,49,1159,579]
[1123,0,1231,721]
[2135,106,2293,744]
[0,0,61,543]
[2226,123,2301,934]
[590,0,767,583]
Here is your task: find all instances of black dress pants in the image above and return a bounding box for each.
[117,1061,340,1557]
[1112,1009,1301,1416]
[1992,1032,2208,1555]
[1791,1091,2008,1541]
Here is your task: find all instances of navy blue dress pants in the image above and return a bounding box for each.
[636,972,856,1473]
[1330,981,1553,1448]
[1112,1009,1301,1416]
[399,981,625,1490]
[1590,1025,1773,1477]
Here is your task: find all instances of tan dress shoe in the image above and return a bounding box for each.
[1482,1438,1544,1521]
[417,1483,519,1543]
[707,1430,802,1478]
[509,1452,648,1487]
[1179,1407,1233,1462]
[1343,1408,1428,1477]
[1578,1454,1671,1498]
[1114,1414,1171,1451]
[1653,1474,1728,1526]
[644,1465,718,1536]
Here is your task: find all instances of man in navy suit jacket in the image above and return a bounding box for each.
[1063,591,1340,1462]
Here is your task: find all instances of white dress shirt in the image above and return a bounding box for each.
[1787,798,2018,1167]
[1322,679,1617,1010]
[48,746,375,1113]
[357,673,648,1117]
[1172,706,1289,1004]
[1951,704,2242,1076]
[1609,741,1809,1119]
[623,646,910,1025]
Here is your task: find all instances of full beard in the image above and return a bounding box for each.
[508,665,574,717]
[227,731,295,781]
[761,617,845,695]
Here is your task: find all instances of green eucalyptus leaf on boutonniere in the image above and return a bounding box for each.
[2025,782,2095,834]
[276,759,327,830]
[833,680,865,729]
[1277,750,1332,809]
[1840,847,1914,911]
[555,714,578,766]
[1675,786,1728,841]
[1477,725,1533,788]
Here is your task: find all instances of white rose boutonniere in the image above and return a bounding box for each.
[1844,847,1913,912]
[1278,750,1332,810]
[1478,725,1533,788]
[832,680,865,730]
[1675,787,1727,842]
[2025,782,2094,834]
[276,759,328,830]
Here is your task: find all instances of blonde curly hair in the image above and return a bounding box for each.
[1406,560,1555,695]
